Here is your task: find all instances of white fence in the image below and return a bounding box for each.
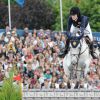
[23,89,100,100]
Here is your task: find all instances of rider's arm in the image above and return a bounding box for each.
[80,16,89,34]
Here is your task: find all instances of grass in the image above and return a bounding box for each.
[0,66,22,100]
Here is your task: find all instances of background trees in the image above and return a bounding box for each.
[0,0,55,29]
[51,0,100,31]
[0,0,100,31]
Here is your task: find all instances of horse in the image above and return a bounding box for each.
[63,31,92,79]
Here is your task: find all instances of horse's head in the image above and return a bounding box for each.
[66,31,87,64]
[66,31,84,53]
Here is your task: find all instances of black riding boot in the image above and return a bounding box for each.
[90,43,97,59]
[59,39,70,58]
[85,37,97,59]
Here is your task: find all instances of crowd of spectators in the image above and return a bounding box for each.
[0,27,100,90]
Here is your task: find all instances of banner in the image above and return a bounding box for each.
[93,32,100,42]
[15,0,25,7]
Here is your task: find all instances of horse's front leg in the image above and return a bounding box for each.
[63,55,71,77]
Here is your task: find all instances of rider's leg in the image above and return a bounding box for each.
[64,38,70,54]
[84,23,93,41]
[85,36,97,59]
[59,38,70,58]
[84,23,97,59]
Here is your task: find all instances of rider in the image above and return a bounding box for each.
[62,7,97,59]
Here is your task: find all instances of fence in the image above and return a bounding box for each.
[23,89,100,100]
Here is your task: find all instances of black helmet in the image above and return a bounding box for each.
[70,7,81,17]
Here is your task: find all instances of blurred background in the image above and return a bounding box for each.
[0,0,100,31]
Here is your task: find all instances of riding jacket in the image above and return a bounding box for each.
[67,15,89,34]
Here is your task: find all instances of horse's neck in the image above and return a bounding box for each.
[80,38,89,54]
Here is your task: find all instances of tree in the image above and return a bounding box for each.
[0,2,5,27]
[0,0,99,31]
[78,0,100,31]
[52,0,100,31]
[0,0,55,29]
[51,0,77,31]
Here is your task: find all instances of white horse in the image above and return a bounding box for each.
[63,32,92,79]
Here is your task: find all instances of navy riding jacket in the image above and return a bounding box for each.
[67,15,89,34]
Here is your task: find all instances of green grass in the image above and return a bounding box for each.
[0,78,22,100]
[0,67,22,100]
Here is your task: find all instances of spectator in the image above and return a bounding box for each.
[0,26,99,90]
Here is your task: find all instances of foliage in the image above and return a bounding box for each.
[51,0,100,31]
[0,0,55,29]
[0,67,22,100]
[0,0,15,4]
[0,0,99,31]
[0,78,22,100]
[51,0,77,31]
[77,0,100,31]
